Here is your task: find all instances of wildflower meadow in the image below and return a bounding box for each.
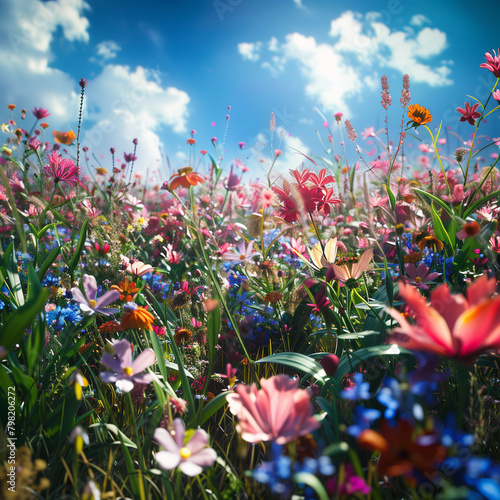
[1,51,500,500]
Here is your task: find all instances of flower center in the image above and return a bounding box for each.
[89,299,97,308]
[179,447,191,459]
[239,254,246,260]
[415,277,422,283]
[122,366,134,376]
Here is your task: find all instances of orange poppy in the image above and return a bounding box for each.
[53,130,76,145]
[120,303,155,331]
[163,167,204,191]
[407,104,432,126]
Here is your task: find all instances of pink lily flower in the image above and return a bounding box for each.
[154,419,217,476]
[387,275,500,364]
[226,374,319,444]
[71,275,120,316]
[480,49,500,78]
[100,339,156,393]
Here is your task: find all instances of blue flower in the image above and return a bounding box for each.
[341,373,371,400]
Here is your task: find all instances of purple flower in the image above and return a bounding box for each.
[154,419,217,476]
[100,339,156,393]
[123,152,137,163]
[32,107,50,119]
[71,274,120,315]
[457,102,481,126]
[400,263,439,290]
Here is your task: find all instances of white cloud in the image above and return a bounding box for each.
[0,0,191,176]
[410,14,430,27]
[239,10,452,115]
[293,0,305,9]
[96,40,121,60]
[237,42,262,62]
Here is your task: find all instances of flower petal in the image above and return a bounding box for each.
[132,348,156,373]
[179,460,203,477]
[115,378,134,393]
[154,427,179,452]
[112,339,133,367]
[82,274,98,301]
[188,447,217,468]
[155,450,181,471]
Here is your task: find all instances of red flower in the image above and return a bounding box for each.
[480,49,500,78]
[457,102,481,125]
[43,151,80,186]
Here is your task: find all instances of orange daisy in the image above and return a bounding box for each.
[407,104,432,127]
[120,303,155,331]
[52,130,76,145]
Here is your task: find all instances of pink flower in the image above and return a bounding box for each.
[71,274,120,316]
[32,107,50,119]
[457,102,481,126]
[153,419,216,476]
[480,49,500,78]
[387,275,500,363]
[43,151,81,186]
[226,375,319,444]
[326,248,374,283]
[400,263,439,290]
[100,339,156,393]
[493,89,500,103]
[222,240,255,263]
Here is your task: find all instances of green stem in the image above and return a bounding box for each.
[424,124,452,196]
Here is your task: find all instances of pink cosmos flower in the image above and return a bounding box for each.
[226,374,320,444]
[43,151,81,186]
[457,102,481,126]
[153,419,217,476]
[71,275,120,316]
[222,240,255,263]
[493,89,500,103]
[400,263,439,290]
[387,275,500,364]
[100,339,156,393]
[480,49,500,78]
[32,107,50,119]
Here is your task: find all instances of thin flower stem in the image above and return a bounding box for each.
[424,124,452,196]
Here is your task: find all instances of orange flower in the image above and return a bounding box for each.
[407,104,432,126]
[120,303,155,331]
[52,129,76,145]
[40,122,49,129]
[7,104,16,110]
[186,138,196,145]
[417,235,443,251]
[174,328,193,345]
[111,278,140,302]
[163,167,204,191]
[95,167,108,175]
[358,419,446,480]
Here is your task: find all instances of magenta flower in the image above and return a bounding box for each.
[457,102,481,126]
[400,263,439,290]
[153,419,217,476]
[71,274,120,316]
[100,339,156,393]
[123,152,137,163]
[226,375,320,444]
[32,107,50,119]
[480,49,500,78]
[43,151,81,186]
[493,89,500,103]
[225,165,241,191]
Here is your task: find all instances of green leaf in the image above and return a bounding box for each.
[37,246,61,281]
[385,183,396,211]
[412,188,453,216]
[199,392,228,426]
[6,243,24,307]
[89,423,138,449]
[255,352,326,384]
[0,288,49,351]
[207,304,221,375]
[293,472,329,500]
[463,189,500,219]
[431,203,453,255]
[334,344,412,383]
[69,217,89,276]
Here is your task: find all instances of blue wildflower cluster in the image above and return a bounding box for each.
[46,303,82,330]
[142,273,170,300]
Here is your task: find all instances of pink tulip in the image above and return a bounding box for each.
[226,375,319,444]
[387,275,500,363]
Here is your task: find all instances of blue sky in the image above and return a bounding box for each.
[1,0,499,183]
